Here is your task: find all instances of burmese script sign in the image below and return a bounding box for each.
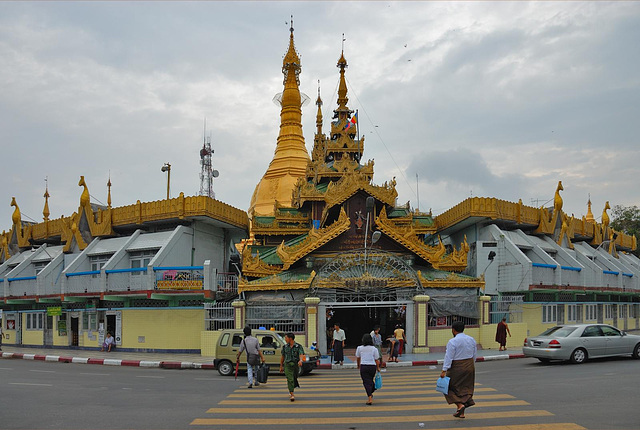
[344,279,388,289]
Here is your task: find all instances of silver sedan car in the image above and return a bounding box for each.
[523,324,640,364]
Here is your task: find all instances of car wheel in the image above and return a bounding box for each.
[570,348,587,364]
[633,343,640,359]
[217,360,234,376]
[537,358,551,364]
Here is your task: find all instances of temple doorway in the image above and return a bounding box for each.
[310,248,422,355]
[326,305,406,348]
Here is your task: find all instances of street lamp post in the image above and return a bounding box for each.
[161,162,171,200]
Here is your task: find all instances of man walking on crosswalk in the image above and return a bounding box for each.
[440,321,477,419]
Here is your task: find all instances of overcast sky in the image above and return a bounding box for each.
[1,1,639,232]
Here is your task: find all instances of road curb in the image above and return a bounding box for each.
[2,351,526,370]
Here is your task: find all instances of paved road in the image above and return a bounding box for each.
[1,355,639,429]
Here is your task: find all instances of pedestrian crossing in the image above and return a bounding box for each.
[190,368,587,429]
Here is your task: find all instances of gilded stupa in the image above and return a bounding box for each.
[248,23,310,218]
[242,37,473,284]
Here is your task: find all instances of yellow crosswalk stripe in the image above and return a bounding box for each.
[227,387,497,398]
[413,425,586,430]
[207,400,529,414]
[219,393,515,405]
[191,410,554,425]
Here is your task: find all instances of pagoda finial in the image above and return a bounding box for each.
[43,177,50,221]
[585,193,595,223]
[316,80,323,134]
[107,172,112,208]
[290,15,294,33]
[336,38,349,111]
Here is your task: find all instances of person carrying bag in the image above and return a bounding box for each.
[236,326,266,388]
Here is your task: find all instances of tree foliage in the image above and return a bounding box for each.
[610,205,640,256]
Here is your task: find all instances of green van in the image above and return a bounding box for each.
[213,329,320,376]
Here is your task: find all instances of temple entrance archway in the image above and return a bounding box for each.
[310,249,423,354]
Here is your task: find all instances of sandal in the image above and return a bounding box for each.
[453,406,466,418]
[290,395,295,402]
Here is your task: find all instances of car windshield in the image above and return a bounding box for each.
[538,326,578,337]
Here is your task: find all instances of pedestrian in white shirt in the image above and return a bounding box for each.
[440,321,477,419]
[356,333,380,405]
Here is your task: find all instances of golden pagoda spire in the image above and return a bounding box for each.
[249,19,310,217]
[585,194,595,223]
[43,178,50,221]
[107,174,112,208]
[336,41,349,111]
[316,80,323,135]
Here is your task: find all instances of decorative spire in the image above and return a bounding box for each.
[585,194,594,223]
[107,174,112,208]
[43,177,50,221]
[316,80,323,134]
[336,48,349,111]
[282,15,301,86]
[248,21,310,217]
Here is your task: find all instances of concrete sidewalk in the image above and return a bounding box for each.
[0,345,525,370]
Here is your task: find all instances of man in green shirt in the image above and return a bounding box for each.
[279,332,304,401]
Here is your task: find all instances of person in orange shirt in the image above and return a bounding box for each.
[393,324,406,355]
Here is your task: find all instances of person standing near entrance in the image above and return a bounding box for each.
[495,317,511,351]
[236,326,266,388]
[441,321,477,419]
[279,332,304,401]
[332,322,346,365]
[370,325,384,368]
[394,324,406,355]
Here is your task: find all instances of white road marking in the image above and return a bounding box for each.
[80,372,110,376]
[9,382,53,386]
[135,375,165,379]
[0,367,13,370]
[29,369,55,373]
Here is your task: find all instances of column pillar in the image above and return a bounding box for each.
[413,294,430,354]
[304,297,320,347]
[232,300,246,329]
[479,295,492,325]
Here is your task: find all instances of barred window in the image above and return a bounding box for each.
[245,303,305,333]
[205,302,234,331]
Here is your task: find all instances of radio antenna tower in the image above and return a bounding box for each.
[199,120,219,198]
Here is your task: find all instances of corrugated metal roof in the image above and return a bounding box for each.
[32,245,64,262]
[88,237,130,256]
[502,230,532,249]
[126,231,173,251]
[525,235,557,253]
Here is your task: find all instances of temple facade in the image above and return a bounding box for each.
[2,26,638,355]
[239,27,482,354]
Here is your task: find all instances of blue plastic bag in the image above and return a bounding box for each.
[436,376,450,394]
[374,371,383,390]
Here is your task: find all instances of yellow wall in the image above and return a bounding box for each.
[477,323,527,350]
[121,308,203,350]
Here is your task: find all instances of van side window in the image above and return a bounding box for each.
[259,335,276,348]
[232,335,243,347]
[219,333,229,347]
